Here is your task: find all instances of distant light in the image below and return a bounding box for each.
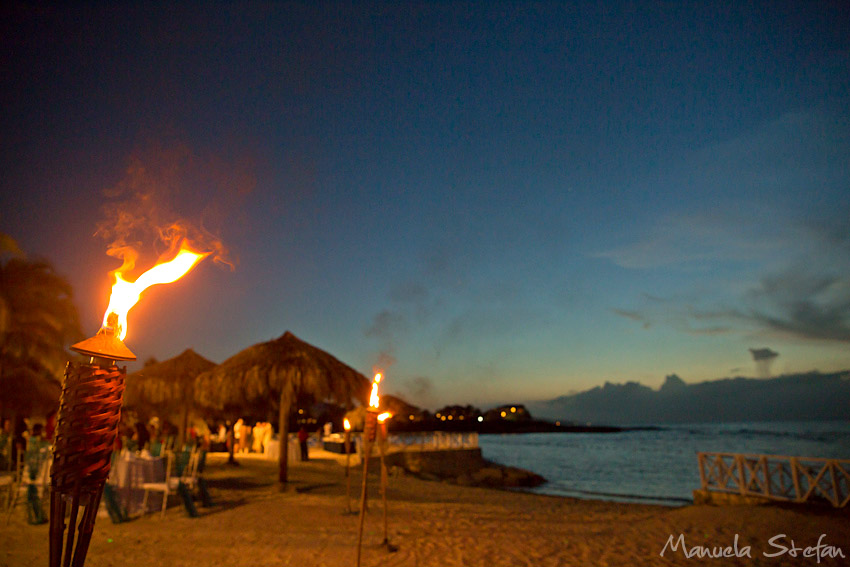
[477,416,483,422]
[409,414,414,420]
[448,415,453,420]
[510,407,516,413]
[436,412,441,418]
[555,421,561,427]
[459,415,464,420]
[298,409,304,414]
[500,411,506,418]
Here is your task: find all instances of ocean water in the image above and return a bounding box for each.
[478,420,850,506]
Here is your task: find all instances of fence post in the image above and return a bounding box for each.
[697,453,707,491]
[830,461,840,507]
[790,457,801,502]
[736,454,746,495]
[762,457,770,497]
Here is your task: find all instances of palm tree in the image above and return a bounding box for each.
[195,331,370,484]
[124,349,216,448]
[0,236,82,444]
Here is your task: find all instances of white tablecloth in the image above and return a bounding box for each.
[109,452,164,516]
[262,437,300,462]
[264,440,280,460]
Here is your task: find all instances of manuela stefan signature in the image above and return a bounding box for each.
[660,534,845,562]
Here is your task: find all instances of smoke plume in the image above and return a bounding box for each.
[749,347,779,378]
[95,138,255,273]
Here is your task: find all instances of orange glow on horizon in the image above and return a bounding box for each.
[102,240,209,341]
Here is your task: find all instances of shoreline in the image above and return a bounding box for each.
[3,452,848,566]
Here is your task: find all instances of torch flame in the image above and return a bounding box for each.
[377,412,392,423]
[343,418,351,431]
[369,372,382,409]
[102,240,209,341]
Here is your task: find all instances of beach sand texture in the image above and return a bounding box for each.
[2,453,847,566]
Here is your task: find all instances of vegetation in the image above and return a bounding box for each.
[0,235,82,435]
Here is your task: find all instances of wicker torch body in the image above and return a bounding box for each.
[49,361,126,567]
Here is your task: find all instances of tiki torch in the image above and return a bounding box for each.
[49,241,208,567]
[49,316,135,567]
[377,411,392,548]
[343,417,352,514]
[355,372,382,567]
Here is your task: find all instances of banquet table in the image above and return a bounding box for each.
[109,451,165,517]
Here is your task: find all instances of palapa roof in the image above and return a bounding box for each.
[194,331,370,414]
[124,348,215,410]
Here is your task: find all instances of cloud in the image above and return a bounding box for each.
[594,107,849,271]
[614,215,850,344]
[749,348,778,361]
[611,308,650,329]
[741,271,850,342]
[605,105,850,346]
[364,309,408,340]
[593,210,796,270]
[749,347,779,378]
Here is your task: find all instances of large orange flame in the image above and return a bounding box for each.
[369,372,382,408]
[102,240,209,341]
[343,418,351,431]
[377,412,392,423]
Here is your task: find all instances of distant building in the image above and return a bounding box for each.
[434,404,481,423]
[484,404,531,422]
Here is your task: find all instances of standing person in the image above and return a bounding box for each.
[233,418,244,453]
[225,421,238,466]
[133,421,150,451]
[12,416,27,470]
[297,426,309,461]
[0,418,12,471]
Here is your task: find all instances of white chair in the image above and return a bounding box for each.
[0,471,14,517]
[140,451,174,518]
[6,447,51,523]
[177,449,201,492]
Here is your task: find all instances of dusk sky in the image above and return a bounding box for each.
[2,3,849,410]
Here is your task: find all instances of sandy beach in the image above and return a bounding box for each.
[2,451,848,567]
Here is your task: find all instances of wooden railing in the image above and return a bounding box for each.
[387,431,479,452]
[697,452,850,508]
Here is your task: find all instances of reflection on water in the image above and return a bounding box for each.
[479,420,850,506]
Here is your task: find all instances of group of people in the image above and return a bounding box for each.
[230,419,273,454]
[0,413,55,472]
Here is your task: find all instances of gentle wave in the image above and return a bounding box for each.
[479,420,850,506]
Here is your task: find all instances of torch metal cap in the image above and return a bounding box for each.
[71,327,137,362]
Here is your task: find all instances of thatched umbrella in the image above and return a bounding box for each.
[194,331,370,483]
[124,349,215,447]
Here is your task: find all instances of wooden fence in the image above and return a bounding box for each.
[697,452,850,508]
[387,431,479,452]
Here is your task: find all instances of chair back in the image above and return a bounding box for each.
[178,449,201,483]
[160,451,175,483]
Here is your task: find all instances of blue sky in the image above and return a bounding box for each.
[2,3,849,409]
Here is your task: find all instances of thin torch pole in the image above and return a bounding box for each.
[344,430,352,514]
[379,420,389,547]
[356,412,377,567]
